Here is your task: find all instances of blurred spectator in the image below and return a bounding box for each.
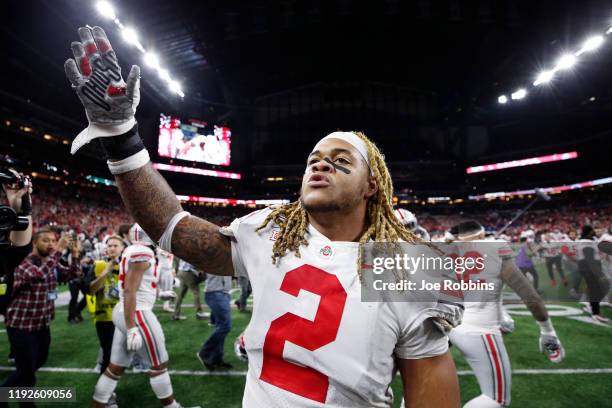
[1,228,79,398]
[172,260,206,321]
[516,237,540,291]
[197,275,233,370]
[84,235,124,374]
[235,275,251,313]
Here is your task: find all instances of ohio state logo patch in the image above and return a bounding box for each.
[269,230,280,241]
[319,245,333,257]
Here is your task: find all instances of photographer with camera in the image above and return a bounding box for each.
[84,235,125,374]
[0,170,33,374]
[1,227,80,400]
[1,170,33,313]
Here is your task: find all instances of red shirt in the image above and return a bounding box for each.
[6,251,78,331]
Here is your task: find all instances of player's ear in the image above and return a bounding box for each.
[364,176,378,199]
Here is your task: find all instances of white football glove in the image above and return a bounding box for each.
[159,290,177,301]
[500,308,515,334]
[539,334,565,363]
[64,26,140,154]
[126,327,143,351]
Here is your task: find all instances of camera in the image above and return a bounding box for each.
[0,169,30,190]
[0,207,29,249]
[0,169,31,249]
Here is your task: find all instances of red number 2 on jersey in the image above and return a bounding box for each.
[260,264,348,403]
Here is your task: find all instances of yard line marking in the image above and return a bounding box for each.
[0,366,611,377]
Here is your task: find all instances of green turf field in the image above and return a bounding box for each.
[1,270,611,407]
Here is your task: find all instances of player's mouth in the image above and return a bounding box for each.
[307,173,331,187]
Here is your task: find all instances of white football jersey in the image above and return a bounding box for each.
[156,248,175,291]
[540,240,560,257]
[118,244,158,310]
[223,208,458,408]
[560,238,578,260]
[453,239,514,334]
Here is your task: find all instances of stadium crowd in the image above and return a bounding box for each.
[27,182,612,244]
[1,175,611,407]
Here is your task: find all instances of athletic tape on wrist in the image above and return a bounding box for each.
[107,149,150,175]
[99,122,144,160]
[159,211,191,253]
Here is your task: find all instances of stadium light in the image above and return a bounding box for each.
[511,89,527,100]
[169,80,184,98]
[533,70,555,86]
[158,69,170,82]
[144,52,160,69]
[121,27,139,46]
[576,35,604,55]
[607,27,612,35]
[91,2,184,96]
[96,1,116,20]
[498,95,508,104]
[555,53,577,70]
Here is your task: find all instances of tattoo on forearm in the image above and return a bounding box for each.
[115,163,182,241]
[114,163,233,276]
[172,217,233,276]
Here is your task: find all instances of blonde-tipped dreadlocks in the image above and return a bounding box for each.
[255,131,421,279]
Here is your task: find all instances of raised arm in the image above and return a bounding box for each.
[398,352,460,408]
[64,26,233,276]
[114,165,233,276]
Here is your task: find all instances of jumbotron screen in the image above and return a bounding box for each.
[158,114,232,166]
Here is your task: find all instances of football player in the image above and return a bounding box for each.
[90,225,198,408]
[540,231,567,287]
[394,208,431,240]
[156,247,177,313]
[447,221,565,408]
[66,26,463,407]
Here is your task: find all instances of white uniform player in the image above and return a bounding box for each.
[111,244,168,368]
[156,248,175,292]
[222,208,462,408]
[93,224,195,408]
[447,221,564,408]
[448,239,514,407]
[394,208,431,241]
[156,248,177,312]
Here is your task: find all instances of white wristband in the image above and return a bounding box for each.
[537,319,556,336]
[107,149,150,175]
[159,211,190,252]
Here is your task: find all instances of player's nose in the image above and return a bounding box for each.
[311,158,333,173]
